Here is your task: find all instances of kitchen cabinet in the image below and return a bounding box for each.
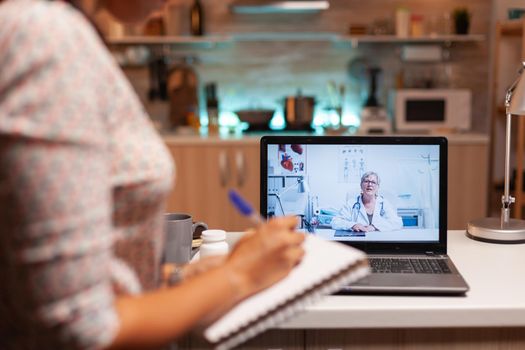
[164,134,487,232]
[165,138,259,231]
[448,141,488,229]
[490,19,525,218]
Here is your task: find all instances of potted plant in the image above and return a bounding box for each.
[452,7,471,34]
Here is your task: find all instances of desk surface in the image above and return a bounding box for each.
[313,228,437,241]
[281,230,525,329]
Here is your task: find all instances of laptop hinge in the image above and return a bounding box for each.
[424,251,437,256]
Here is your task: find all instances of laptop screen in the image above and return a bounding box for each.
[261,136,447,246]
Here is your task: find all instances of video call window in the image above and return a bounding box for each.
[266,143,440,243]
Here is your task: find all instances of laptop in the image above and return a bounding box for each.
[260,136,469,295]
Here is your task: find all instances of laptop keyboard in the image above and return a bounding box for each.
[369,257,452,274]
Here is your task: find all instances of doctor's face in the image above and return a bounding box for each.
[361,175,379,196]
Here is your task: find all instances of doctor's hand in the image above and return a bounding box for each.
[352,224,377,232]
[352,223,368,232]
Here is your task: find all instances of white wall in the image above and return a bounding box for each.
[493,0,525,21]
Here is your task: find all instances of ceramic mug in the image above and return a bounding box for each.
[164,213,207,264]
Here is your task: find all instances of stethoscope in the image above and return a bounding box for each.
[351,195,385,222]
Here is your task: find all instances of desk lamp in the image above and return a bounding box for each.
[467,62,525,243]
[274,177,309,216]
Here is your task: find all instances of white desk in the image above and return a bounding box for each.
[185,230,525,349]
[281,230,525,329]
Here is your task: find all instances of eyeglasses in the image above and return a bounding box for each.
[362,180,378,186]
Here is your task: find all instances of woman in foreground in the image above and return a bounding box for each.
[0,0,304,348]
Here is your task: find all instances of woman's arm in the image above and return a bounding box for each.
[108,217,304,349]
[110,265,236,349]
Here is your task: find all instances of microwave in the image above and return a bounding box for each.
[391,89,471,132]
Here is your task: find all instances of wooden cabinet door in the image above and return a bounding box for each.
[227,143,260,231]
[166,142,261,231]
[166,144,230,229]
[448,143,488,229]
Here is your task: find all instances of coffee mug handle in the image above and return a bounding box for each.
[192,221,208,233]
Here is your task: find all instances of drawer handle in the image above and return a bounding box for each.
[235,150,246,187]
[219,151,230,187]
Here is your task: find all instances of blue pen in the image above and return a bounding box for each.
[228,189,265,225]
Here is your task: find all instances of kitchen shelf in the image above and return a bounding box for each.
[107,33,485,47]
[335,34,486,48]
[106,35,233,48]
[232,32,338,42]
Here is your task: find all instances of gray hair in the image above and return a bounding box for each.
[361,171,380,185]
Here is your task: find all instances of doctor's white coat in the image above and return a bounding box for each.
[331,195,403,232]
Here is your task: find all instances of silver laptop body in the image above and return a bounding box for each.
[260,136,469,295]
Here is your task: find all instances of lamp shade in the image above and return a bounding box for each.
[509,62,525,115]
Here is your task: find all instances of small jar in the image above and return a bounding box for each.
[410,14,424,37]
[200,229,229,258]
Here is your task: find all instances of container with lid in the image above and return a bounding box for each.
[200,229,229,258]
[396,7,411,38]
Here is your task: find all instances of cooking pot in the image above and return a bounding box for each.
[284,93,315,130]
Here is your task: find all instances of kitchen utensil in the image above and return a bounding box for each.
[206,82,219,134]
[148,56,168,101]
[284,90,315,130]
[235,109,274,130]
[364,67,381,107]
[360,67,391,134]
[167,57,199,129]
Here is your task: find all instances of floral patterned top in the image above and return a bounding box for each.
[0,0,174,349]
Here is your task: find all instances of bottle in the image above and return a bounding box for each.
[200,230,229,258]
[206,82,219,135]
[410,14,424,37]
[395,7,411,38]
[190,0,204,36]
[186,106,201,131]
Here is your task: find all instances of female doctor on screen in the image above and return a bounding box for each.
[331,171,403,232]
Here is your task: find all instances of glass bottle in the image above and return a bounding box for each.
[190,0,204,36]
[206,82,219,135]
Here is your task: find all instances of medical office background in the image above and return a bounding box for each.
[267,144,440,232]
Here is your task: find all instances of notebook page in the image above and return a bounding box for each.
[204,235,368,343]
[215,265,369,350]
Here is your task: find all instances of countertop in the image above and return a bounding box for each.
[279,230,525,329]
[161,132,489,146]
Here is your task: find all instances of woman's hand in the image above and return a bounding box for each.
[223,216,305,303]
[162,256,227,287]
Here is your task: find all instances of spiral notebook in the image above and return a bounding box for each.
[202,235,369,350]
